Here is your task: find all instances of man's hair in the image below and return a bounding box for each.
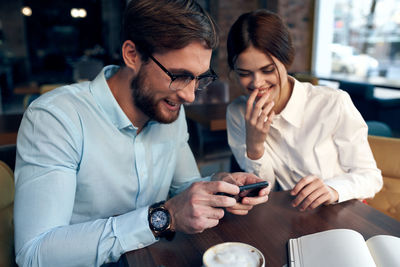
[227,9,295,70]
[122,0,218,60]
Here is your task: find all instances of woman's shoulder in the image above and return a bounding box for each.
[227,95,247,114]
[307,81,345,94]
[230,95,247,105]
[301,82,349,103]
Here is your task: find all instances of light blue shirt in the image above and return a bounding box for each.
[14,65,203,266]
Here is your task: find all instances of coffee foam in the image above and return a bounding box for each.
[203,242,265,267]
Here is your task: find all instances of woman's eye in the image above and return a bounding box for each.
[237,72,250,77]
[262,68,275,74]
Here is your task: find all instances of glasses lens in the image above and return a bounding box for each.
[169,76,193,91]
[197,76,216,91]
[169,73,218,91]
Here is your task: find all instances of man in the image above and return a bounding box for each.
[14,0,270,266]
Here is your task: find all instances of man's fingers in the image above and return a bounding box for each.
[241,194,269,206]
[205,207,225,220]
[205,180,240,196]
[230,172,262,185]
[190,218,220,233]
[210,194,237,208]
[219,173,238,185]
[226,207,249,216]
[231,201,253,211]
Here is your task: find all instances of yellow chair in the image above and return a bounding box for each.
[366,135,400,221]
[0,160,15,266]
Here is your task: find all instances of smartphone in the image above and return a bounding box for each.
[239,181,269,197]
[216,181,269,198]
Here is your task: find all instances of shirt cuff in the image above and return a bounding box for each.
[114,206,157,252]
[244,151,269,174]
[324,178,350,203]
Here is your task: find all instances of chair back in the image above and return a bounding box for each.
[339,81,374,99]
[0,160,16,266]
[366,121,392,137]
[367,135,400,221]
[339,81,377,120]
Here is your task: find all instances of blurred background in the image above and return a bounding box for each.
[1,0,400,162]
[0,0,399,180]
[1,0,399,110]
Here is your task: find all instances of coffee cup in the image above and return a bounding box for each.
[203,242,265,267]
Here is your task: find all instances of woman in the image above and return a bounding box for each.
[226,10,382,211]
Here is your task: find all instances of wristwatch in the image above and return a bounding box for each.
[148,201,175,241]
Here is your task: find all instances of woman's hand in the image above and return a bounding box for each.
[290,175,339,211]
[245,89,275,160]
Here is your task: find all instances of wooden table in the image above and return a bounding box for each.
[0,113,23,145]
[121,191,400,267]
[185,103,227,131]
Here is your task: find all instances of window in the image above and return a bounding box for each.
[313,0,400,81]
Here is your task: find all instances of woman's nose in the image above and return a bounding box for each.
[252,73,264,89]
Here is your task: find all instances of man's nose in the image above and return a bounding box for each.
[177,79,197,103]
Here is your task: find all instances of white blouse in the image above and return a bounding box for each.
[226,77,382,203]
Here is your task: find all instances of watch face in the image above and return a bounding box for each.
[150,210,169,231]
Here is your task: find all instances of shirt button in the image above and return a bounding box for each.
[137,243,144,249]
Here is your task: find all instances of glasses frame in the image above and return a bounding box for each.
[148,54,218,91]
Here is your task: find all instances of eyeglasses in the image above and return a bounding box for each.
[148,54,218,91]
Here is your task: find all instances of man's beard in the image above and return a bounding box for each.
[131,67,180,124]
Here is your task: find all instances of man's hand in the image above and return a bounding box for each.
[164,172,270,234]
[290,175,339,211]
[164,180,239,234]
[212,172,270,216]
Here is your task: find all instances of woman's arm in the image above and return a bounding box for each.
[226,98,276,188]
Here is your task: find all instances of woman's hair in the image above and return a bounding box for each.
[227,9,295,70]
[122,0,218,60]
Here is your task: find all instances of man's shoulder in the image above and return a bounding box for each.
[31,82,91,107]
[29,82,91,114]
[24,81,97,131]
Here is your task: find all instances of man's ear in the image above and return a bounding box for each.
[122,40,141,71]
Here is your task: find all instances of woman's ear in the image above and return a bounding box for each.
[122,40,141,71]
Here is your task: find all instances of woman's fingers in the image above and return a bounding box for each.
[246,89,259,120]
[257,101,274,126]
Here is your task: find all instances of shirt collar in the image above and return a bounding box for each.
[279,76,307,128]
[90,65,134,130]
